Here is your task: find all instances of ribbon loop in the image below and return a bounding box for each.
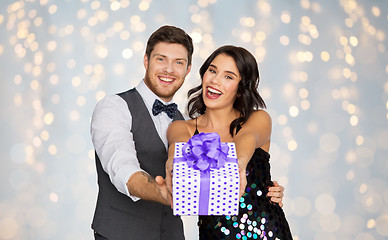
[182,132,229,172]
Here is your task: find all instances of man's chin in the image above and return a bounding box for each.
[159,87,180,98]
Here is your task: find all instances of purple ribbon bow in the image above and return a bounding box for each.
[182,132,229,172]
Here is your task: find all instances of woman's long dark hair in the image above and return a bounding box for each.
[187,45,266,136]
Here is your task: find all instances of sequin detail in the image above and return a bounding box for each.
[198,148,293,239]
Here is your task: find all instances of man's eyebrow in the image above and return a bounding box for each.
[176,58,188,62]
[152,53,166,58]
[209,64,238,77]
[153,53,187,62]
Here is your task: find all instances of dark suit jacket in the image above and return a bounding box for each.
[92,89,185,239]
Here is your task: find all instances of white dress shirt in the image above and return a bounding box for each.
[90,80,179,201]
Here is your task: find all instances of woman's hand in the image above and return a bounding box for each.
[238,168,247,199]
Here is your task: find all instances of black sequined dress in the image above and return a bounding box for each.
[196,125,293,239]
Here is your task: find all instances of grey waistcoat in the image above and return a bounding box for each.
[92,88,185,240]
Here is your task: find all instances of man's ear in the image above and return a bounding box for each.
[143,54,149,70]
[185,64,192,76]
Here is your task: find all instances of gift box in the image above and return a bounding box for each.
[172,132,240,216]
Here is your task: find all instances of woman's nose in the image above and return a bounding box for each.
[210,74,221,85]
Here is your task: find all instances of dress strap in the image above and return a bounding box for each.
[193,118,199,135]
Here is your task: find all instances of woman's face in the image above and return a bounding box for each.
[202,53,242,110]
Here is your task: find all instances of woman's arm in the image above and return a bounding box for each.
[233,110,272,169]
[164,120,192,196]
[233,110,272,198]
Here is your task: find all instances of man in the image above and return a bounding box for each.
[90,25,284,240]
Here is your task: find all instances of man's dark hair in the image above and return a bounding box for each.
[145,25,194,66]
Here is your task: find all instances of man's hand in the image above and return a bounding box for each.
[165,158,174,196]
[127,171,172,206]
[267,181,284,207]
[155,176,172,207]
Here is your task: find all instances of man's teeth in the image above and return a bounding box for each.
[160,77,173,82]
[207,87,222,95]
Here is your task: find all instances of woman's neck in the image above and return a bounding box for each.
[199,107,240,134]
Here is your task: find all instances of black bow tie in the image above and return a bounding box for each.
[152,99,178,119]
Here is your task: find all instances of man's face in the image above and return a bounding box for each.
[143,42,192,102]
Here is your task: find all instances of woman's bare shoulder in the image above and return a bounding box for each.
[169,118,196,129]
[248,109,271,123]
[167,118,196,142]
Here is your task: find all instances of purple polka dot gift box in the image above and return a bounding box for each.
[173,132,240,216]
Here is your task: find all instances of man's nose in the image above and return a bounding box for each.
[163,61,174,73]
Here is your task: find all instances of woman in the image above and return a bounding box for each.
[166,45,293,239]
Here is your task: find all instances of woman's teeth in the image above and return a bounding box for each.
[207,87,221,95]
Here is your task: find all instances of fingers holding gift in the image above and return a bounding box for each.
[165,159,174,195]
[155,175,173,207]
[238,168,247,199]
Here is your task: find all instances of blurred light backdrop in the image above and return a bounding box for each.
[0,0,387,239]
